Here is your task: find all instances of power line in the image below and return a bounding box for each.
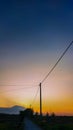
[0,86,38,94]
[31,86,39,107]
[0,84,37,86]
[41,41,73,84]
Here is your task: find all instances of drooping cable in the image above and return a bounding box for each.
[41,41,73,84]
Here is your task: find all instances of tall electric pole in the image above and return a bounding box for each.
[39,83,42,116]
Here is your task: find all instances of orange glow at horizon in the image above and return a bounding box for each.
[1,92,73,116]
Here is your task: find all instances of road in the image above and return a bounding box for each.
[24,118,42,130]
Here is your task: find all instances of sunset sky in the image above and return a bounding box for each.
[0,0,73,115]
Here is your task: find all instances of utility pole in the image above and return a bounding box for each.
[39,83,42,116]
[30,104,31,109]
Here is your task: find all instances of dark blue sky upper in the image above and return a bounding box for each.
[0,0,73,60]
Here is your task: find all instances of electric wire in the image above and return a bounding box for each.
[0,84,37,86]
[31,86,39,107]
[0,86,38,94]
[41,41,73,84]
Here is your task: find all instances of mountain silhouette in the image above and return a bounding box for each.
[0,105,25,114]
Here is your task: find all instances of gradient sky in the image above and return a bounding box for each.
[0,0,73,115]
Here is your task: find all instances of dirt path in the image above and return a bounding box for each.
[24,118,42,130]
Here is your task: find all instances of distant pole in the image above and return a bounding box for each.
[39,83,42,116]
[30,104,31,109]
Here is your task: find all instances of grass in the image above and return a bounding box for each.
[0,121,23,130]
[0,114,24,130]
[40,123,73,130]
[0,122,11,130]
[32,116,73,130]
